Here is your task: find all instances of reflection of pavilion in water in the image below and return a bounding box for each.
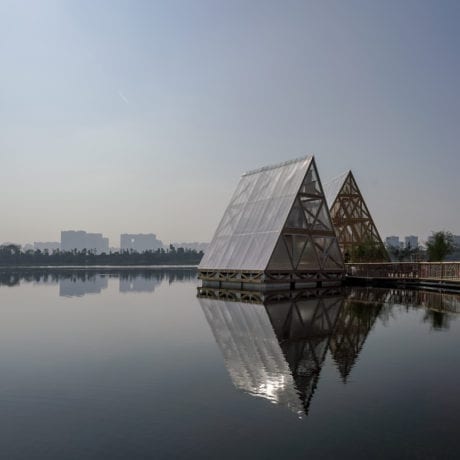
[198,287,384,416]
[329,288,386,381]
[265,290,344,413]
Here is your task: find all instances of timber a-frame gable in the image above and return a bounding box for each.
[325,171,389,262]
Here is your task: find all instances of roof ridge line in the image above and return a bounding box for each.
[242,155,313,177]
[323,170,350,185]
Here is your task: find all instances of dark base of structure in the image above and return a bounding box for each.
[200,275,460,294]
[198,269,344,291]
[200,279,342,291]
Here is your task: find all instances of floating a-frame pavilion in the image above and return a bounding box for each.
[199,156,344,289]
[323,171,389,262]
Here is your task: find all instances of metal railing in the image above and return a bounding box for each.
[345,262,460,281]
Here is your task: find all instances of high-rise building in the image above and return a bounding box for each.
[61,231,109,254]
[452,235,460,248]
[120,233,163,252]
[404,235,418,250]
[385,236,400,249]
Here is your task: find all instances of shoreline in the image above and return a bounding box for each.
[0,265,198,270]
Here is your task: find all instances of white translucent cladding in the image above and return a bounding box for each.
[323,170,349,207]
[199,156,313,271]
[199,297,304,415]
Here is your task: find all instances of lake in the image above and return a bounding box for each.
[0,268,459,459]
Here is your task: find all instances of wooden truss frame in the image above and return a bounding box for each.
[329,171,389,262]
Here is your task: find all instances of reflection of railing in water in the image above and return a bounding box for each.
[346,287,460,331]
[384,288,460,314]
[346,262,460,282]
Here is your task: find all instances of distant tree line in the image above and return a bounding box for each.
[425,231,455,262]
[386,245,422,262]
[344,238,389,263]
[385,230,456,262]
[0,244,203,266]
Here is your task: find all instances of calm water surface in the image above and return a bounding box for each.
[0,269,459,459]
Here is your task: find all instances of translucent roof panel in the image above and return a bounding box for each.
[323,170,348,207]
[199,156,313,271]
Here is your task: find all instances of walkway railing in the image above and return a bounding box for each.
[345,262,460,282]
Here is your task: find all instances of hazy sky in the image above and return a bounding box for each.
[1,0,459,246]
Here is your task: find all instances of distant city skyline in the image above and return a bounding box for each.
[3,229,209,251]
[1,1,459,244]
[120,233,163,252]
[4,230,443,249]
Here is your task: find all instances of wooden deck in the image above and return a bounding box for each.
[345,262,460,291]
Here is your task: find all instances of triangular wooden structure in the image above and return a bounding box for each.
[324,171,389,262]
[199,156,344,287]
